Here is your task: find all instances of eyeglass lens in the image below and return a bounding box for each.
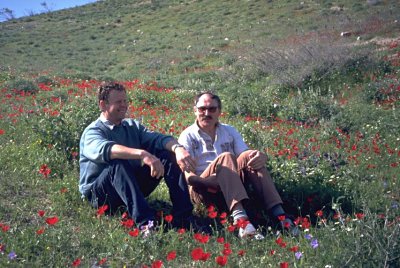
[197,106,217,113]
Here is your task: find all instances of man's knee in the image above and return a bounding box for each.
[219,152,237,161]
[216,152,239,170]
[236,150,253,167]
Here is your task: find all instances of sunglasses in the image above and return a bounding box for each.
[196,106,218,113]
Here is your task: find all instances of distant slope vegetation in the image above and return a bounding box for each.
[0,0,399,82]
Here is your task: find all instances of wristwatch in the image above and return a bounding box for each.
[172,144,185,152]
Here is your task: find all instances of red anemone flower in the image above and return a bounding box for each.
[97,205,108,217]
[166,250,176,261]
[216,255,228,266]
[280,262,289,268]
[164,214,173,223]
[72,258,81,267]
[45,216,59,225]
[128,229,139,237]
[151,260,163,268]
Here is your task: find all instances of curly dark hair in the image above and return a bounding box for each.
[97,82,126,103]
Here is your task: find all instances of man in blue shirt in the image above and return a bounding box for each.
[79,82,199,231]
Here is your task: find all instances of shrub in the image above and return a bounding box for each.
[331,99,398,135]
[362,76,399,105]
[278,86,340,123]
[31,94,98,162]
[252,39,369,89]
[35,75,55,85]
[220,83,280,118]
[5,79,39,94]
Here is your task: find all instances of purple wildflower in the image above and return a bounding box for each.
[8,251,17,260]
[295,251,302,260]
[140,220,155,238]
[311,239,319,249]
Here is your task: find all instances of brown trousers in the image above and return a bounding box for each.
[189,151,282,213]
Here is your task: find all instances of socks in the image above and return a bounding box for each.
[231,203,248,224]
[232,209,248,223]
[270,204,285,219]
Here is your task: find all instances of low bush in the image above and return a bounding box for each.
[5,78,39,94]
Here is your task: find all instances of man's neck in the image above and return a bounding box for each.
[197,121,217,140]
[101,112,122,126]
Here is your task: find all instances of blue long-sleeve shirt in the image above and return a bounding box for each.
[79,116,174,197]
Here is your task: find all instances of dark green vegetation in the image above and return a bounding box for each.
[0,0,399,267]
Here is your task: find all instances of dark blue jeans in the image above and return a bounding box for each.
[88,151,193,224]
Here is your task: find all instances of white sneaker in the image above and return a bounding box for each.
[238,223,265,240]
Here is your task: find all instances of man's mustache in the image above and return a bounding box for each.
[201,115,212,120]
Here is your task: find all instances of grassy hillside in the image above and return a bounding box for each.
[0,0,399,267]
[1,0,399,84]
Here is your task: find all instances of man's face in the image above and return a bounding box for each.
[194,94,221,129]
[100,90,128,125]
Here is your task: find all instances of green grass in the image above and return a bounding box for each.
[1,0,399,84]
[0,0,400,267]
[0,64,399,266]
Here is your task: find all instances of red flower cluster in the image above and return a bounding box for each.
[207,205,217,219]
[96,205,108,217]
[191,247,211,261]
[38,164,51,178]
[235,218,250,229]
[276,237,287,248]
[294,216,310,229]
[219,212,228,224]
[278,215,291,229]
[120,218,135,229]
[221,243,232,256]
[193,233,210,244]
[0,223,10,232]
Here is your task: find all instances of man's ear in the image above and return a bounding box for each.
[193,106,197,113]
[99,100,106,112]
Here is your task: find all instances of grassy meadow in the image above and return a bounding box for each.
[0,0,400,267]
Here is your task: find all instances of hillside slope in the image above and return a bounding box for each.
[0,0,399,82]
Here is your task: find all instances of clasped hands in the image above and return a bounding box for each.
[246,150,267,170]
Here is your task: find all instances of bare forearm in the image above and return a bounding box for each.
[109,144,145,160]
